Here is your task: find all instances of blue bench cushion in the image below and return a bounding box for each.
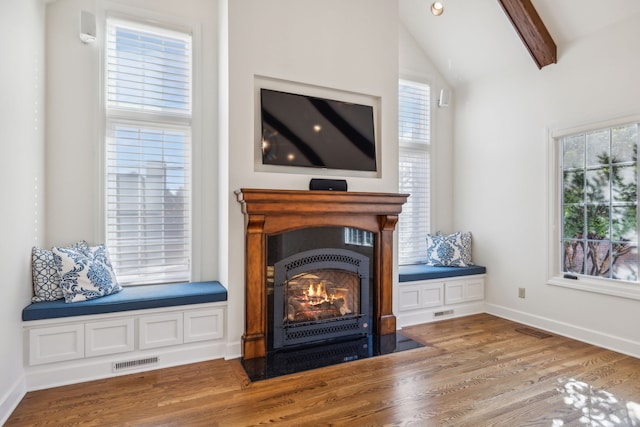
[399,265,486,282]
[23,281,227,321]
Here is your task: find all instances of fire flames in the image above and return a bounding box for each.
[305,282,330,302]
[287,281,352,322]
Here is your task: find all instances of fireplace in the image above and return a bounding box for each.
[273,248,370,349]
[236,188,408,360]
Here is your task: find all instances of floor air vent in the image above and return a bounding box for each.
[113,357,159,373]
[434,310,454,318]
[515,327,552,339]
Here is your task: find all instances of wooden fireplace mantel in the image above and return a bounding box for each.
[235,188,408,360]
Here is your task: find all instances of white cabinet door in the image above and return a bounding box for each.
[465,278,485,301]
[399,282,444,312]
[85,318,135,357]
[184,308,224,343]
[29,324,84,366]
[139,312,183,350]
[399,284,422,311]
[445,278,485,304]
[444,282,465,304]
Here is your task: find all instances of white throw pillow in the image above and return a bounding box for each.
[53,244,122,303]
[426,232,473,267]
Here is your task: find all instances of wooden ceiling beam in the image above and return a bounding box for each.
[498,0,557,69]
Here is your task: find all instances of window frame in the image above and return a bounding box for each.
[547,115,640,300]
[397,78,432,266]
[103,13,196,286]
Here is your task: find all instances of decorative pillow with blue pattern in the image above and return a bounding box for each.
[52,244,122,303]
[426,231,473,267]
[31,241,88,302]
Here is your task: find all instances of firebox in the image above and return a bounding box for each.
[273,248,370,349]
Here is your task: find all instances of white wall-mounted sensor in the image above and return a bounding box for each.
[79,10,96,44]
[438,88,451,108]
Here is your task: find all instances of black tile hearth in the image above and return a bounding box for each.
[241,332,424,382]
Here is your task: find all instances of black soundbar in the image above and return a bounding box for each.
[309,178,347,191]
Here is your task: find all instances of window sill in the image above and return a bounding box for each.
[547,275,640,301]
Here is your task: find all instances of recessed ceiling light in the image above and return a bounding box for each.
[431,2,444,16]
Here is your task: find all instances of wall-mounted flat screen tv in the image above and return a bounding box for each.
[260,88,377,172]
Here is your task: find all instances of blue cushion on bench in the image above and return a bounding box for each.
[399,265,486,282]
[23,281,227,321]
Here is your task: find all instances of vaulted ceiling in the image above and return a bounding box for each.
[399,0,640,86]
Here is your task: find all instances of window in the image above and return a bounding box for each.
[105,18,192,285]
[398,79,431,265]
[549,120,640,299]
[561,124,638,281]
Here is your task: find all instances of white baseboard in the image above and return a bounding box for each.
[397,301,485,329]
[224,340,242,360]
[26,340,227,392]
[485,303,640,359]
[0,374,26,426]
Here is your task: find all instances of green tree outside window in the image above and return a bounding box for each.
[562,124,638,281]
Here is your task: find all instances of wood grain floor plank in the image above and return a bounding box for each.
[7,314,640,426]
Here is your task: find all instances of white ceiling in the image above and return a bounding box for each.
[399,0,640,86]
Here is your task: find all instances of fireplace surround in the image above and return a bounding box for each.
[236,188,408,360]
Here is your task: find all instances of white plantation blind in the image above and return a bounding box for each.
[106,18,192,285]
[398,80,431,265]
[106,19,192,115]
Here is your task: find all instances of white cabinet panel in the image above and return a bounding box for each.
[445,282,465,304]
[422,285,444,308]
[399,283,444,311]
[85,318,134,357]
[399,285,421,311]
[26,303,227,368]
[139,313,183,350]
[445,278,485,305]
[398,275,485,328]
[29,324,84,365]
[184,308,224,343]
[465,279,485,301]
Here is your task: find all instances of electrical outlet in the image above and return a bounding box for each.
[518,287,526,298]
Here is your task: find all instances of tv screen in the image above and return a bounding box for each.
[260,88,377,172]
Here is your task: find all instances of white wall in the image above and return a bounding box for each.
[399,23,454,234]
[45,0,219,279]
[225,0,400,355]
[454,12,640,356]
[0,0,45,422]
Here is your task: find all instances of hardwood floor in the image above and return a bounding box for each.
[7,314,640,426]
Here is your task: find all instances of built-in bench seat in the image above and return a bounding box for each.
[22,281,227,321]
[397,265,486,328]
[398,264,486,282]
